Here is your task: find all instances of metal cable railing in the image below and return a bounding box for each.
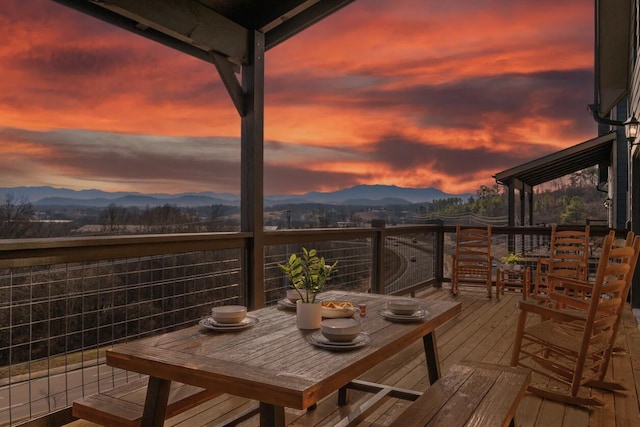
[0,223,616,425]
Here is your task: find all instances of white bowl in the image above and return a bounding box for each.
[286,289,301,302]
[321,300,357,318]
[321,318,361,342]
[211,305,247,324]
[387,299,419,315]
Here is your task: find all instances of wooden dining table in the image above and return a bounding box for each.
[105,290,461,427]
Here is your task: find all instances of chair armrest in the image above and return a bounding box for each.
[547,274,592,292]
[517,300,585,322]
[548,292,589,313]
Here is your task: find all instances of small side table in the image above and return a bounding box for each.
[496,266,530,300]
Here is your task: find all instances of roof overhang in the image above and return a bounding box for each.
[493,132,616,188]
[53,0,357,116]
[595,0,632,116]
[53,0,357,67]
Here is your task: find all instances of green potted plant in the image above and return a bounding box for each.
[501,252,523,271]
[279,247,338,329]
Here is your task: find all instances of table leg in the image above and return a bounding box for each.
[423,332,441,385]
[259,402,285,427]
[338,385,349,405]
[141,377,171,427]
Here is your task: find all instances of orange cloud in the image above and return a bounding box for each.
[0,0,598,196]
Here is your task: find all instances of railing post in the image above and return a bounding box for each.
[434,220,444,287]
[371,219,386,294]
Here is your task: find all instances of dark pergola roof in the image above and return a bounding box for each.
[54,0,357,65]
[54,0,356,117]
[493,132,616,188]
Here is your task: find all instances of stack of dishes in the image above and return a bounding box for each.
[308,318,371,350]
[200,305,258,331]
[379,299,429,322]
[277,289,300,310]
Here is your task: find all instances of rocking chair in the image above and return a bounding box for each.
[532,225,590,302]
[510,231,640,406]
[451,225,492,297]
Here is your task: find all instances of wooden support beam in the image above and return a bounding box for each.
[265,0,357,50]
[88,0,249,63]
[211,52,246,116]
[241,31,265,310]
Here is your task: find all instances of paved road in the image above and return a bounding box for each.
[386,237,435,293]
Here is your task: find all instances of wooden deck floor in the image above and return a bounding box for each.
[69,286,640,426]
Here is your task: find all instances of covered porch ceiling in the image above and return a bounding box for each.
[53,0,357,115]
[54,0,357,62]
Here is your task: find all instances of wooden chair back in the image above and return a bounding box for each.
[451,225,492,296]
[511,231,640,406]
[533,225,590,300]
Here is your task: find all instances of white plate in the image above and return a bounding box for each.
[277,298,297,310]
[199,316,259,331]
[308,331,372,351]
[378,309,429,322]
[322,307,358,318]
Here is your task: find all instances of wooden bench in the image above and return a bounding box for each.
[72,378,224,427]
[389,361,531,427]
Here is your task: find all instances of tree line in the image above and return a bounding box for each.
[0,166,608,239]
[416,167,605,225]
[0,199,239,239]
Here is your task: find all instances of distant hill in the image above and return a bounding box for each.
[298,185,457,204]
[0,185,471,208]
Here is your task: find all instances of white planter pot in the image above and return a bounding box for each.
[296,301,322,330]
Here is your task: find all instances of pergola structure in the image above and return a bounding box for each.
[493,132,618,227]
[53,0,358,309]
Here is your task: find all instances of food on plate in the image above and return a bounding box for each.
[321,300,358,318]
[322,301,356,309]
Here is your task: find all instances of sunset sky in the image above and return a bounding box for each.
[0,0,597,196]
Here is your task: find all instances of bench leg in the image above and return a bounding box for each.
[423,332,441,385]
[338,385,350,405]
[141,377,171,427]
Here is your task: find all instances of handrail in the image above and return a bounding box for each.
[0,232,251,268]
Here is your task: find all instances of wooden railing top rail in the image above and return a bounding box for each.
[0,232,251,268]
[0,223,621,269]
[263,227,379,245]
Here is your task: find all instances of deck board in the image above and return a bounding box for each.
[66,286,640,427]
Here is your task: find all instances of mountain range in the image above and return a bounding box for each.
[0,185,471,208]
